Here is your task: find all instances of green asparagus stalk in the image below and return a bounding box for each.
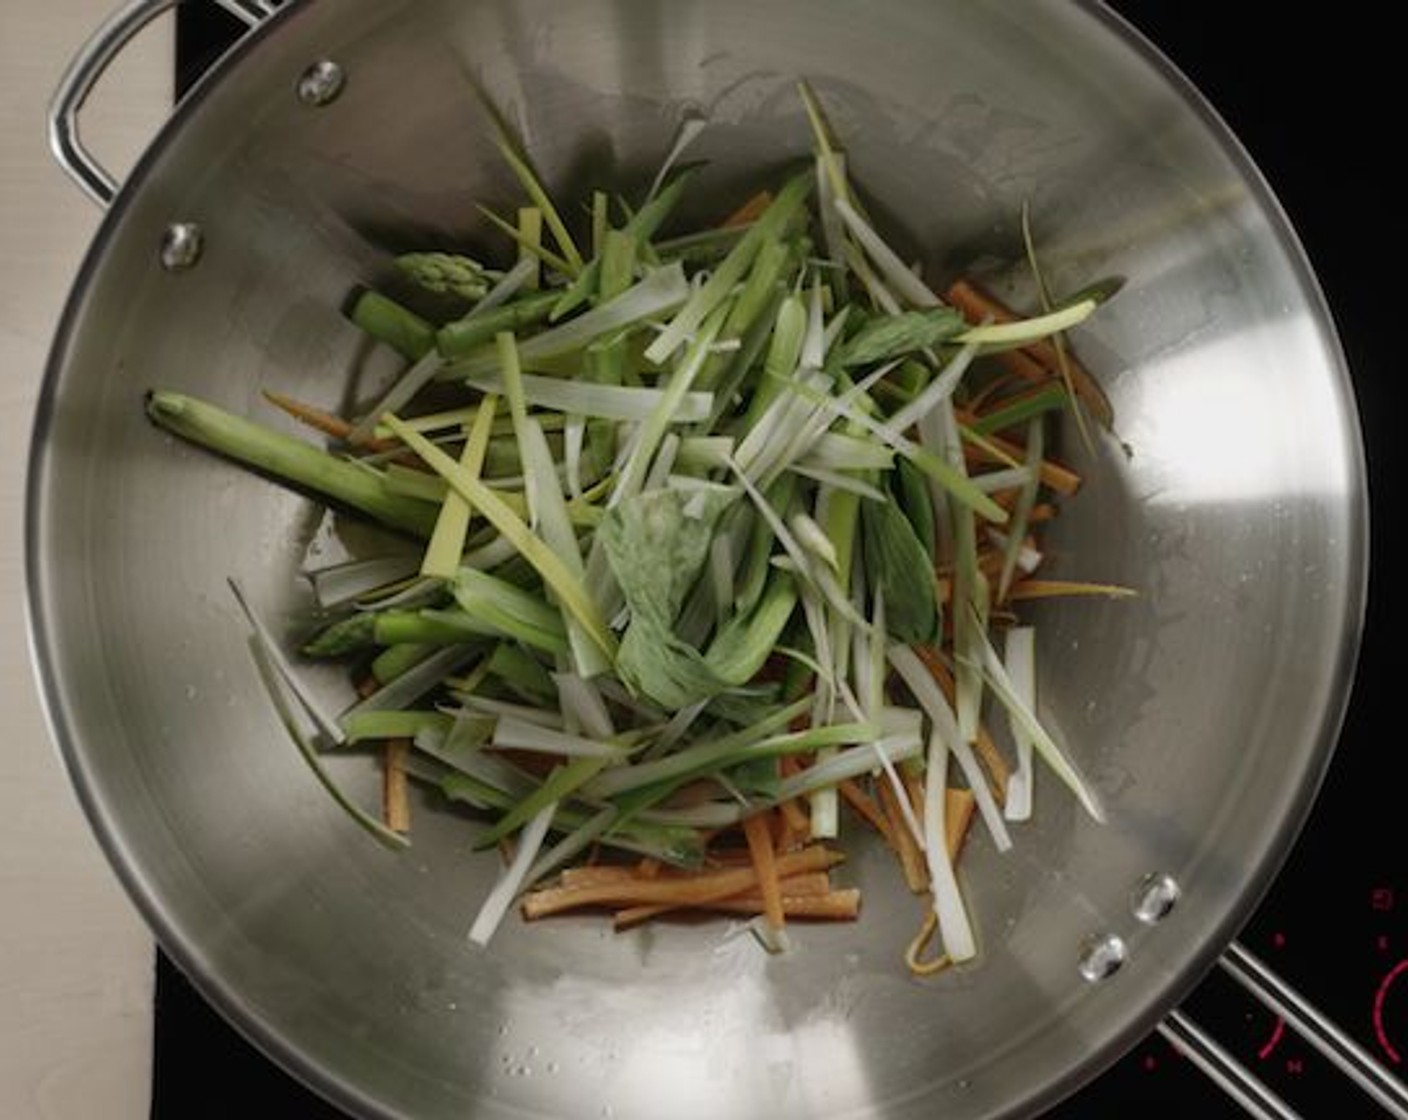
[146,390,440,539]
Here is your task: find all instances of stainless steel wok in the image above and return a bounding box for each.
[26,1,1389,1117]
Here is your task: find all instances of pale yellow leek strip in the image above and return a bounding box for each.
[420,395,499,580]
[518,207,543,290]
[956,298,1098,347]
[381,413,618,663]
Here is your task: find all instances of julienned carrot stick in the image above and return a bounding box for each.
[839,778,895,848]
[945,788,976,858]
[775,756,811,840]
[520,845,844,920]
[743,812,787,935]
[382,739,411,833]
[611,872,838,928]
[1007,579,1138,601]
[614,889,860,929]
[878,777,927,893]
[262,390,399,453]
[721,190,773,229]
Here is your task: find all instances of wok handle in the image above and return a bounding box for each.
[1161,940,1408,1118]
[1216,941,1408,1117]
[1157,1009,1304,1120]
[47,0,274,207]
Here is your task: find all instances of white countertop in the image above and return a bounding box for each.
[2,3,173,1116]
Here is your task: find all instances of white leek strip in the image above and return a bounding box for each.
[421,395,498,580]
[415,720,536,798]
[843,239,903,315]
[885,338,982,434]
[773,733,924,801]
[779,372,1008,524]
[790,511,839,570]
[228,578,345,746]
[799,431,895,472]
[451,263,690,378]
[833,196,943,309]
[730,457,871,633]
[563,414,586,499]
[643,171,812,365]
[886,644,1012,853]
[956,297,1098,347]
[643,698,708,761]
[463,372,715,423]
[382,415,617,662]
[923,727,978,961]
[735,369,830,482]
[971,466,1035,494]
[1002,627,1036,822]
[801,281,827,369]
[339,645,479,723]
[971,619,1107,823]
[461,533,517,573]
[645,111,708,203]
[760,359,901,488]
[788,464,888,502]
[643,431,681,493]
[243,632,409,851]
[456,695,564,730]
[492,716,627,760]
[552,672,615,740]
[516,408,607,677]
[985,528,1042,574]
[611,303,727,506]
[636,802,744,829]
[675,435,736,473]
[305,555,420,610]
[527,805,616,883]
[468,799,557,946]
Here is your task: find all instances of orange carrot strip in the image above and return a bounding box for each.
[262,390,402,453]
[743,812,787,935]
[775,756,811,841]
[614,889,861,929]
[1007,579,1138,602]
[382,739,411,834]
[945,788,976,858]
[521,845,844,920]
[878,777,928,893]
[721,190,773,229]
[838,779,896,848]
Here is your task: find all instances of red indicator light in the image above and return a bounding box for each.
[1373,957,1407,1065]
[1371,887,1396,913]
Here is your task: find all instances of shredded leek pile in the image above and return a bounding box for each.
[147,85,1128,968]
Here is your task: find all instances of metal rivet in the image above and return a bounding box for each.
[159,222,204,272]
[1132,872,1182,925]
[1077,932,1128,983]
[297,59,346,107]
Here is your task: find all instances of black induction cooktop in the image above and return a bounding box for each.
[153,5,1400,1117]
